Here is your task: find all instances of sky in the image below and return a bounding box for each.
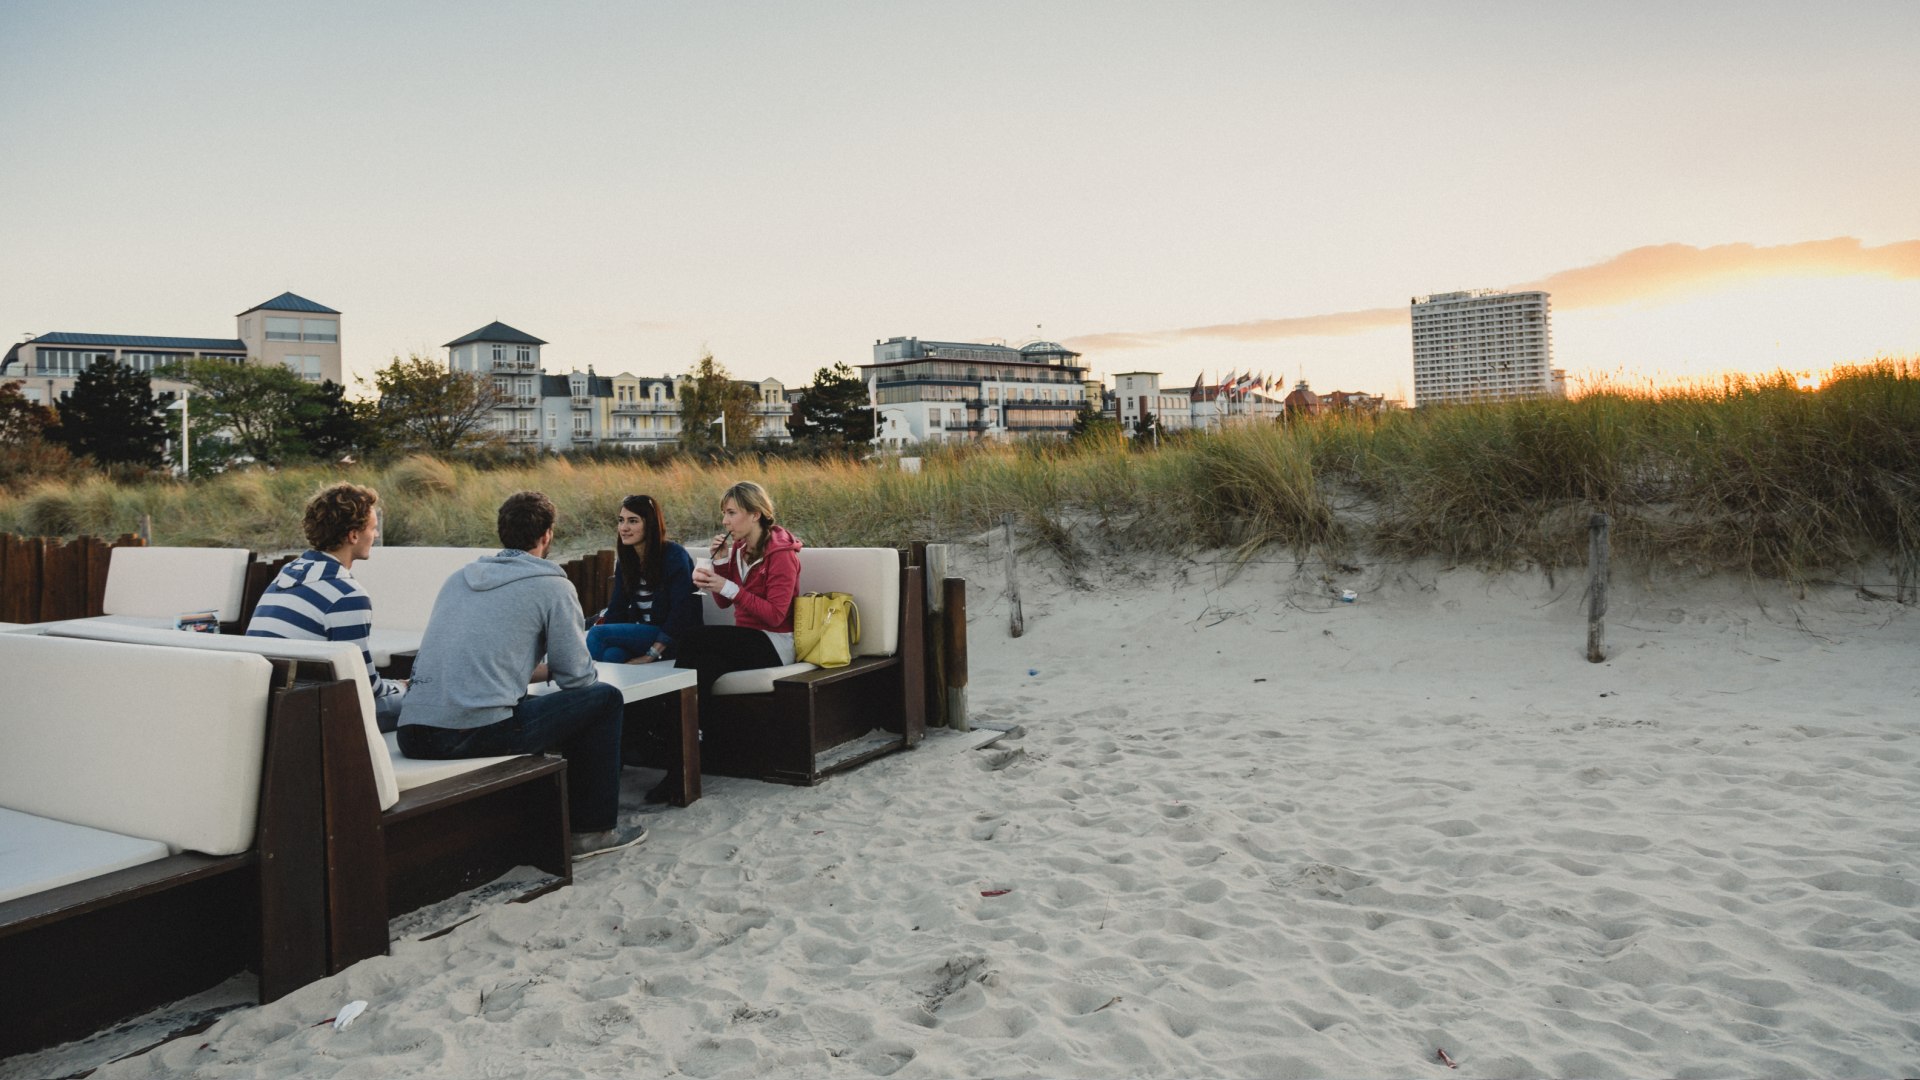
[3,1,1917,401]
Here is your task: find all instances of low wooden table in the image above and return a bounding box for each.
[531,662,701,807]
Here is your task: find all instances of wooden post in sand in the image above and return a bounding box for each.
[944,576,970,731]
[1586,512,1610,663]
[1002,513,1024,638]
[923,543,949,728]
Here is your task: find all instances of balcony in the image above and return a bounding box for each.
[571,396,593,409]
[492,358,540,372]
[496,395,539,409]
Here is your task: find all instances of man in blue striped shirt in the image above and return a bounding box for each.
[247,482,407,730]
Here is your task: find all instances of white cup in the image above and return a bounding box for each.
[695,557,714,575]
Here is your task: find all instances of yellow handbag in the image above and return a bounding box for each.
[793,591,859,668]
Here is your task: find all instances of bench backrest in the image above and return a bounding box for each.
[349,546,496,631]
[102,546,251,623]
[687,545,901,659]
[0,632,275,856]
[43,622,401,811]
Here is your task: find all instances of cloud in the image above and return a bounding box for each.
[1062,237,1920,351]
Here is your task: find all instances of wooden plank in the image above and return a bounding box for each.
[898,565,927,747]
[674,684,701,806]
[318,678,389,973]
[253,674,331,1002]
[52,538,91,621]
[82,534,112,616]
[944,576,969,730]
[241,554,295,630]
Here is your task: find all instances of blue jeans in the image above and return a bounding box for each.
[396,682,626,832]
[588,622,669,663]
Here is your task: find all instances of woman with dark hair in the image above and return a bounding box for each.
[586,494,698,664]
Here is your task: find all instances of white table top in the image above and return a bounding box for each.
[530,660,695,704]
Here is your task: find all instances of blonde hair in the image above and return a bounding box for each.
[721,480,775,563]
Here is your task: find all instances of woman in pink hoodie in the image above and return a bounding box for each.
[660,481,802,799]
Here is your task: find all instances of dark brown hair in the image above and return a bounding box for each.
[615,493,668,592]
[303,483,378,552]
[497,490,556,551]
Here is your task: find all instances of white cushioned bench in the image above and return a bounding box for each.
[39,617,571,975]
[0,630,325,1056]
[676,546,925,785]
[349,546,496,666]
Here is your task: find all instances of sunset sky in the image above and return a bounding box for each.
[3,1,1916,400]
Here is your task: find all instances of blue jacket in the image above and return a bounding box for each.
[601,542,699,651]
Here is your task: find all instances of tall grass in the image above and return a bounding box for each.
[2,359,1914,580]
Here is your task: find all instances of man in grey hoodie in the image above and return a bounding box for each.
[397,491,644,859]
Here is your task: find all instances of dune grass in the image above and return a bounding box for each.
[2,360,1915,582]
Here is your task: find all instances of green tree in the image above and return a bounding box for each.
[54,360,168,467]
[292,379,372,461]
[163,358,313,464]
[363,354,505,455]
[788,362,876,448]
[677,352,759,450]
[1069,401,1120,443]
[0,383,80,488]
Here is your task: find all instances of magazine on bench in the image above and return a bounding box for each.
[175,610,221,633]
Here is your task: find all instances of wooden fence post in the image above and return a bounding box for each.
[1003,513,1023,638]
[1587,513,1610,663]
[943,576,969,731]
[923,544,949,728]
[1,534,41,623]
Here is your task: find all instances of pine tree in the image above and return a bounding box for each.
[55,360,168,467]
[789,362,875,448]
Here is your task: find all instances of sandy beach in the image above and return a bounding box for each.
[10,542,1918,1079]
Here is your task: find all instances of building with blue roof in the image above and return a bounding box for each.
[2,292,343,406]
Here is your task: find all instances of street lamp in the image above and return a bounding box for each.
[711,411,726,449]
[166,391,190,478]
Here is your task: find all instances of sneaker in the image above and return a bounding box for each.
[570,823,649,861]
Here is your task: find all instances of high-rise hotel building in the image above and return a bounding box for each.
[1410,289,1556,406]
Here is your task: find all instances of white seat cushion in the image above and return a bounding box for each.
[102,546,251,623]
[0,807,171,904]
[44,622,401,812]
[351,547,495,632]
[712,662,815,696]
[382,732,524,793]
[0,634,273,856]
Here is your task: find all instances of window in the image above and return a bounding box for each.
[492,344,503,362]
[949,408,963,427]
[265,317,301,341]
[546,414,558,436]
[573,415,590,435]
[36,349,111,375]
[282,355,323,381]
[300,319,337,343]
[927,409,943,429]
[517,345,531,364]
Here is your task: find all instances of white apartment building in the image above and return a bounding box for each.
[1113,372,1192,434]
[1,292,343,404]
[862,337,1087,447]
[446,321,789,451]
[1410,289,1555,406]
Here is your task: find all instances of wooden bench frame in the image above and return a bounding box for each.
[298,673,573,974]
[0,660,329,1059]
[689,561,927,785]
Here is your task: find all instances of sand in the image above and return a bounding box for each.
[10,543,1918,1079]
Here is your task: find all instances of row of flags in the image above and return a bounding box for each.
[1190,371,1280,399]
